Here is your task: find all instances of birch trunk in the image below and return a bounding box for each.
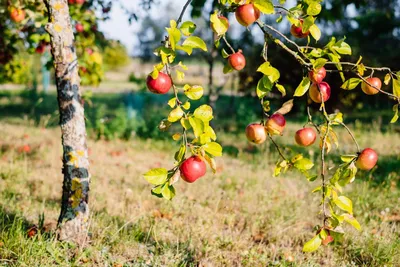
[44,0,90,244]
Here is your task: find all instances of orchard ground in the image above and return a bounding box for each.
[0,88,400,265]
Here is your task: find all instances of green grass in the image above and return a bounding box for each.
[0,118,399,266]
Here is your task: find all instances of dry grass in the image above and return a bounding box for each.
[0,122,400,266]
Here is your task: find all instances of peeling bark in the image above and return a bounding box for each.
[44,0,90,245]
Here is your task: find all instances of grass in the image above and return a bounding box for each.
[0,115,400,266]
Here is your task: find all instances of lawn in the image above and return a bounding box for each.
[0,104,399,266]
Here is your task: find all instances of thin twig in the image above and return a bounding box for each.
[222,35,235,54]
[268,134,287,161]
[356,73,400,102]
[337,121,360,153]
[176,0,192,26]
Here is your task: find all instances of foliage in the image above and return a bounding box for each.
[103,40,130,71]
[140,0,400,253]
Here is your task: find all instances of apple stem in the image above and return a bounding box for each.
[222,35,235,54]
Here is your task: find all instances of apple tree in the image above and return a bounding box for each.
[143,0,400,252]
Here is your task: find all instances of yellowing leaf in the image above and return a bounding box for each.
[203,142,223,157]
[184,84,203,100]
[194,105,213,122]
[182,36,207,51]
[341,78,362,90]
[180,21,196,36]
[143,168,168,185]
[393,78,400,97]
[254,0,274,14]
[168,106,184,122]
[309,24,321,41]
[204,154,217,173]
[168,98,176,108]
[303,234,322,252]
[294,77,311,97]
[172,133,181,141]
[210,12,229,36]
[334,196,353,214]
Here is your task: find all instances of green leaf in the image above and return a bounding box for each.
[189,117,204,138]
[294,158,314,171]
[168,106,184,122]
[254,0,274,14]
[312,58,328,69]
[303,234,322,252]
[309,24,321,41]
[143,168,168,185]
[307,2,322,16]
[256,76,273,98]
[180,21,196,36]
[174,144,186,162]
[334,196,353,214]
[341,78,362,90]
[223,63,234,74]
[166,27,181,51]
[257,62,280,83]
[342,214,361,231]
[182,36,207,51]
[391,104,399,124]
[184,84,204,100]
[221,49,229,58]
[302,16,315,33]
[393,78,400,97]
[176,45,193,55]
[151,185,163,198]
[161,184,176,200]
[332,40,352,55]
[341,155,357,163]
[294,77,311,97]
[203,142,223,157]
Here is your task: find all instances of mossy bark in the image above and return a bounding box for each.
[44,0,90,245]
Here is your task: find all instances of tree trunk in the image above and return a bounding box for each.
[44,0,90,244]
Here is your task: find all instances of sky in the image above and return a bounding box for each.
[98,0,188,55]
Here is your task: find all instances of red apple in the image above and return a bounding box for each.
[308,67,326,84]
[290,19,309,38]
[235,4,260,27]
[245,123,267,144]
[309,82,331,103]
[228,51,246,71]
[356,148,378,171]
[68,0,75,4]
[86,48,93,55]
[211,16,229,34]
[266,113,286,135]
[361,77,381,95]
[35,45,45,54]
[146,72,172,94]
[75,23,84,33]
[180,156,207,183]
[10,8,25,23]
[295,127,317,147]
[75,0,85,4]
